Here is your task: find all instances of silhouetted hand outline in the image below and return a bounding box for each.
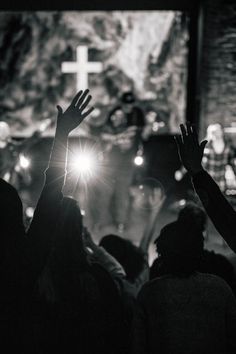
[175,123,208,175]
[56,89,94,135]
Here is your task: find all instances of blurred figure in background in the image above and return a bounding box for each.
[91,91,145,234]
[175,123,236,193]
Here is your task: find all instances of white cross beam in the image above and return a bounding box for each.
[61,46,103,91]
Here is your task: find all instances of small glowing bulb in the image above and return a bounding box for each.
[134,155,144,166]
[19,154,30,169]
[179,199,186,206]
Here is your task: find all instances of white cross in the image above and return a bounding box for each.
[61,46,103,91]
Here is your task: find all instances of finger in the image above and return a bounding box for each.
[175,135,184,161]
[76,89,90,108]
[81,106,94,119]
[186,121,192,136]
[200,140,208,153]
[71,91,83,106]
[180,124,187,140]
[174,134,183,147]
[56,105,63,115]
[80,95,92,112]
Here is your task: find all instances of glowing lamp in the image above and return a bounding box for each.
[134,155,144,166]
[19,154,31,169]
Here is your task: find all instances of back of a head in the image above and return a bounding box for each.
[178,202,207,233]
[100,234,145,280]
[121,91,135,104]
[155,219,204,276]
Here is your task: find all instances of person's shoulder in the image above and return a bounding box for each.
[138,275,169,297]
[195,272,233,293]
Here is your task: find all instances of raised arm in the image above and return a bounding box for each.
[27,89,94,274]
[175,123,236,252]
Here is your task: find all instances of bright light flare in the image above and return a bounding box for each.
[71,148,98,179]
[134,155,144,166]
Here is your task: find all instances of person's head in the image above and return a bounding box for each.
[121,91,135,113]
[131,178,165,210]
[178,202,207,233]
[100,234,145,281]
[108,107,126,129]
[206,123,224,141]
[0,179,24,262]
[154,219,204,276]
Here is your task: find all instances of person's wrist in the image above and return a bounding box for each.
[55,126,69,139]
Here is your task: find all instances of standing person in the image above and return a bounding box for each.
[95,91,145,233]
[132,218,236,354]
[202,123,236,192]
[30,90,126,354]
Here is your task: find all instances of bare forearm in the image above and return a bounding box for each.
[48,129,68,169]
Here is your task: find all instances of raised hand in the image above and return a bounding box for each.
[175,123,208,175]
[56,89,94,135]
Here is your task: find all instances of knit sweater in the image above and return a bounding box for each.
[132,272,236,354]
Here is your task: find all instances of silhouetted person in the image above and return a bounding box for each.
[132,218,236,354]
[30,90,126,354]
[179,203,236,291]
[0,179,29,352]
[36,199,124,354]
[100,234,149,351]
[150,202,236,294]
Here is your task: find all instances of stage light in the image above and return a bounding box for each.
[26,207,34,218]
[19,154,31,169]
[71,148,97,179]
[134,155,144,166]
[179,199,186,207]
[134,145,144,166]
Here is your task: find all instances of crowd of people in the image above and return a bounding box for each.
[1,89,236,354]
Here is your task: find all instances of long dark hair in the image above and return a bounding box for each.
[38,197,91,311]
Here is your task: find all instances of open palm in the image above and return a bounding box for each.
[56,89,94,135]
